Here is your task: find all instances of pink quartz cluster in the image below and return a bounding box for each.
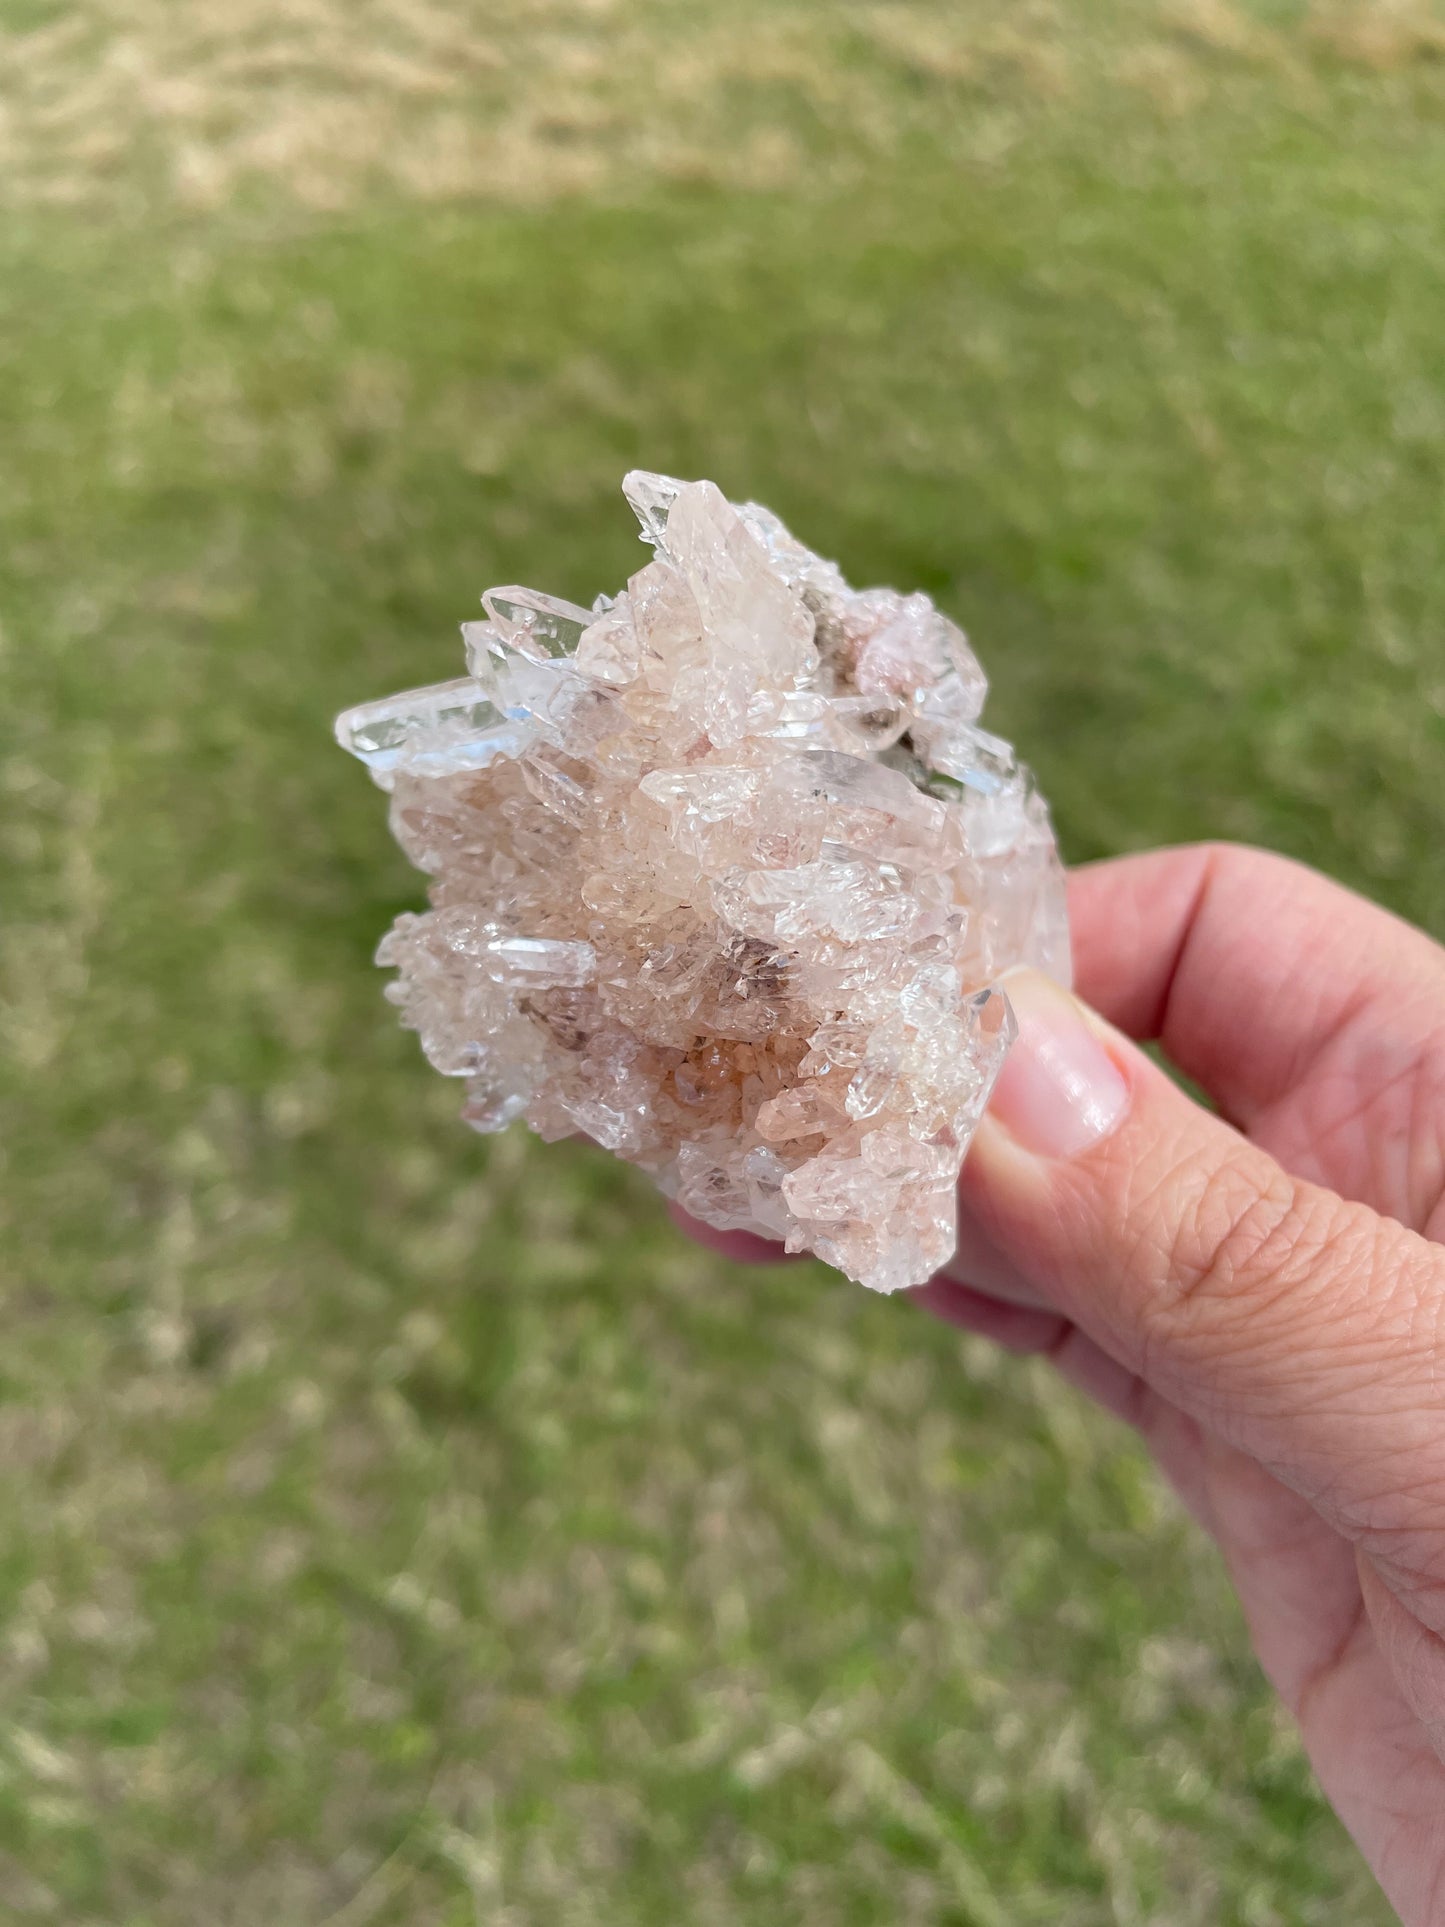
[336,473,1069,1292]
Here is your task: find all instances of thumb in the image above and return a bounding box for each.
[962,969,1445,1628]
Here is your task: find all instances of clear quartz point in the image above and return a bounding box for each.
[480,936,597,988]
[461,621,581,736]
[479,586,594,660]
[621,468,688,549]
[334,678,527,788]
[337,473,1070,1292]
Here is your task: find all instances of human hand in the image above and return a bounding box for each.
[677,845,1445,1924]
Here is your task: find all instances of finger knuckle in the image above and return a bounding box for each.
[1173,1158,1297,1299]
[1145,1149,1351,1345]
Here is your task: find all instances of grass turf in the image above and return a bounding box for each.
[2,2,1444,1920]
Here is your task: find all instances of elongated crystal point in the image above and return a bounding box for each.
[334,677,526,780]
[337,474,1070,1292]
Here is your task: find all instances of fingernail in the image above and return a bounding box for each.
[988,970,1130,1159]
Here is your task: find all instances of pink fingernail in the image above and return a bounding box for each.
[988,970,1130,1159]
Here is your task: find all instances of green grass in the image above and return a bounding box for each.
[3,1,1444,1919]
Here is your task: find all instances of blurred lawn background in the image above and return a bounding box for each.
[3,0,1444,1920]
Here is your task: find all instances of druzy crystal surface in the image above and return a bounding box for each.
[336,474,1069,1293]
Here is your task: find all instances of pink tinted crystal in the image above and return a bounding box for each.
[336,473,1070,1292]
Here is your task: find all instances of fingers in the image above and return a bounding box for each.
[1068,843,1445,1132]
[940,1210,1050,1309]
[961,968,1445,1634]
[909,1276,1071,1355]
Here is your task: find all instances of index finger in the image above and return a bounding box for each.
[1069,843,1445,1133]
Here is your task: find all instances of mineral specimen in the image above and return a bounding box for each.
[336,473,1069,1293]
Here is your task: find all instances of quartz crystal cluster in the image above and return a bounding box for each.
[336,473,1069,1293]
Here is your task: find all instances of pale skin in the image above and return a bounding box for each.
[676,845,1445,1925]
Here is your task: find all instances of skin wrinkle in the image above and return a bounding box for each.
[1252,947,1383,1129]
[1256,1040,1445,1237]
[1292,1593,1370,1727]
[1359,1561,1445,1771]
[1420,1288,1445,1415]
[1228,1535,1362,1711]
[1404,1044,1445,1243]
[1385,1598,1445,1743]
[1361,1508,1445,1631]
[1376,1799,1445,1927]
[1118,1139,1426,1434]
[1083,1117,1221,1311]
[1316,1655,1444,1883]
[1158,1196,1445,1589]
[1219,1202,1396,1398]
[1076,1125,1304,1393]
[1306,1039,1445,1233]
[1152,1407,1219,1537]
[1157,1159,1306,1308]
[1131,839,1216,1048]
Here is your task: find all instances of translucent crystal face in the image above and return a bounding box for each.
[336,473,1070,1293]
